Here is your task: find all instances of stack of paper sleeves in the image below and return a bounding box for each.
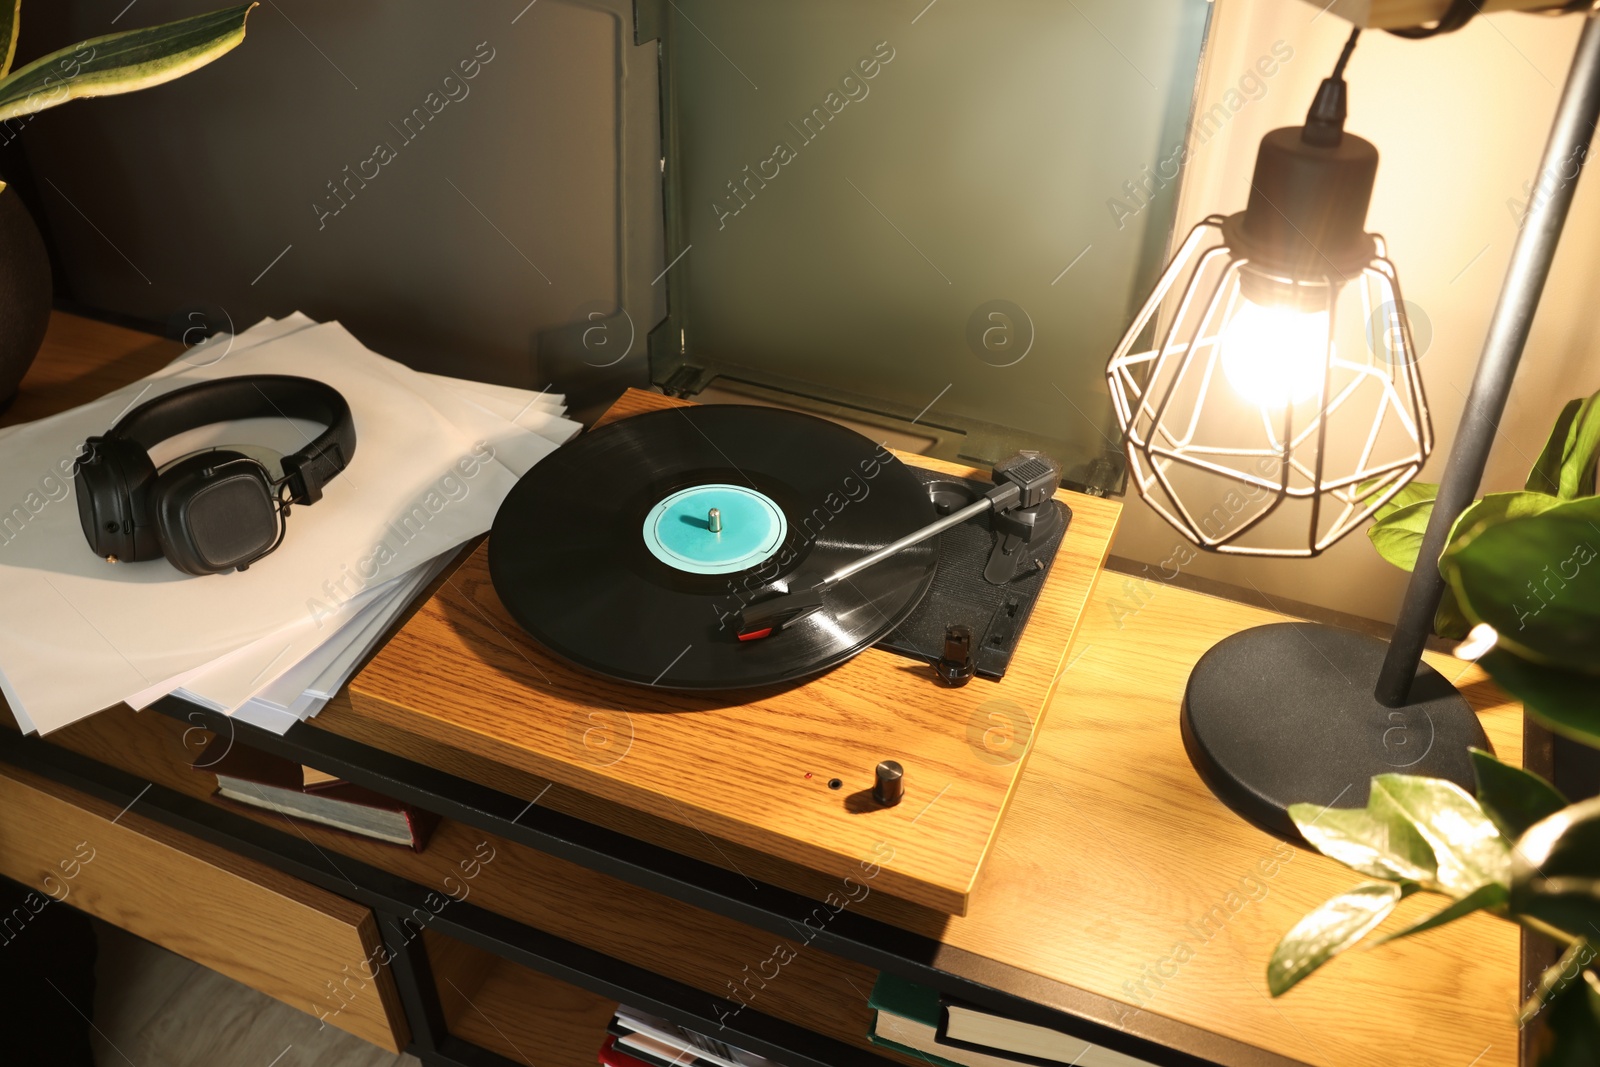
[0,313,579,736]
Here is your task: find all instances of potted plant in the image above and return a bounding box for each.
[1267,388,1600,1063]
[0,2,255,409]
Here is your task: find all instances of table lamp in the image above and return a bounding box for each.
[1106,29,1429,560]
[1104,9,1600,838]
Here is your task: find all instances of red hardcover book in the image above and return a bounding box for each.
[192,735,440,851]
[598,1036,666,1067]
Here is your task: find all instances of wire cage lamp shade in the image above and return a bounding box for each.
[1097,30,1507,845]
[1106,213,1434,557]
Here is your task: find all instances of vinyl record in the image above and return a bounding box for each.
[487,405,938,690]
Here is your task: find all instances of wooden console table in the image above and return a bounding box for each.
[0,312,1525,1067]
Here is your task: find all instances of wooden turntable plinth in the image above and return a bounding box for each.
[324,389,1121,914]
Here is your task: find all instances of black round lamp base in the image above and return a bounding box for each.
[1181,623,1490,842]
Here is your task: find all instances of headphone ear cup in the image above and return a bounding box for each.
[152,451,279,576]
[74,437,159,562]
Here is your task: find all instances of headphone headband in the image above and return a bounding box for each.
[105,375,356,504]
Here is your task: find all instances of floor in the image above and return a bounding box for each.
[89,920,422,1067]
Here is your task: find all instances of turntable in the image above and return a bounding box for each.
[488,401,1070,690]
[334,389,1120,914]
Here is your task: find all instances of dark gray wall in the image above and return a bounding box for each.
[13,0,664,389]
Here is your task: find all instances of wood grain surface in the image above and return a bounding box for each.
[427,931,620,1066]
[339,388,1123,915]
[929,588,1522,1067]
[46,706,931,1067]
[1302,0,1560,28]
[0,764,408,1052]
[50,622,1522,1067]
[0,312,182,431]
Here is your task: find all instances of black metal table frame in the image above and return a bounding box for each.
[0,698,1301,1067]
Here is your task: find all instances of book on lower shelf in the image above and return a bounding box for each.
[868,973,1152,1067]
[192,735,440,850]
[602,1006,775,1067]
[597,1035,659,1067]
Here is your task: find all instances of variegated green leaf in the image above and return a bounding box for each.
[1520,940,1598,1026]
[1472,747,1569,841]
[1374,882,1507,945]
[0,0,18,81]
[1268,882,1411,996]
[0,4,255,124]
[1512,796,1600,942]
[1368,775,1511,898]
[1288,802,1437,887]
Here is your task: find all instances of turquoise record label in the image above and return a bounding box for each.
[641,483,787,575]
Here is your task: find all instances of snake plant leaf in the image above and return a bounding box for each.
[1442,497,1600,671]
[1471,747,1570,841]
[0,4,255,124]
[1367,498,1436,571]
[1480,650,1600,748]
[1521,940,1598,1026]
[1368,774,1512,898]
[1528,397,1587,496]
[1267,881,1412,996]
[1363,477,1439,525]
[1288,801,1437,886]
[1373,882,1508,946]
[1536,970,1600,1067]
[1511,796,1600,941]
[0,0,18,80]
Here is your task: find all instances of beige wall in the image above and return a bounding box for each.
[1110,0,1600,622]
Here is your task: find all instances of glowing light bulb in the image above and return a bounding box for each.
[1217,298,1330,409]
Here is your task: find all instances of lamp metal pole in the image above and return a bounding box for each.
[1375,8,1600,707]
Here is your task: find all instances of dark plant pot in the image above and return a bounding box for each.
[0,186,52,412]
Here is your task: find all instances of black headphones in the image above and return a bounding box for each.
[74,375,357,576]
